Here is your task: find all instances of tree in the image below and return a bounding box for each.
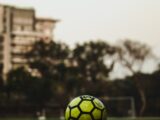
[72,40,116,95]
[6,67,31,104]
[115,39,154,115]
[6,67,54,108]
[26,40,71,103]
[26,40,70,78]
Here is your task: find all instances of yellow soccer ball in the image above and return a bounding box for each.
[65,95,107,120]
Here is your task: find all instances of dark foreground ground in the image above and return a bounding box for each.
[0,117,160,120]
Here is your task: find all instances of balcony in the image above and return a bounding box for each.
[12,39,34,46]
[12,31,48,37]
[12,57,28,64]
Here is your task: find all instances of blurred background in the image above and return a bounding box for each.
[0,0,160,119]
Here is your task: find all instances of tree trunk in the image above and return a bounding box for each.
[138,88,146,116]
[134,77,146,116]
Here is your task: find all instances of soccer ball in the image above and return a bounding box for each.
[65,95,107,120]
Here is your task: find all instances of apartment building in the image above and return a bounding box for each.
[0,4,58,75]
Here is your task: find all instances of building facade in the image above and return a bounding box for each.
[0,4,58,75]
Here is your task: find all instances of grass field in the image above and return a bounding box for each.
[0,117,160,120]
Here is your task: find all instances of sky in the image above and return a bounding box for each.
[0,0,160,53]
[0,0,159,78]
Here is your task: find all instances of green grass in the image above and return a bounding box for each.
[109,117,160,120]
[0,117,160,120]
